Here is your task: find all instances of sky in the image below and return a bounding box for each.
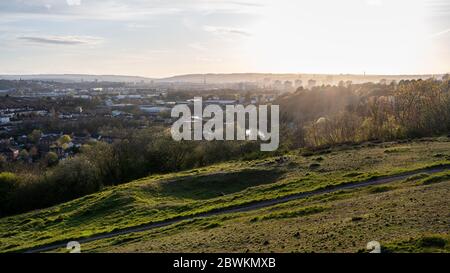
[0,0,449,78]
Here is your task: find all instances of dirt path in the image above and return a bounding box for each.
[24,165,449,253]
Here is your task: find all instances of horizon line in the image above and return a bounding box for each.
[0,71,448,80]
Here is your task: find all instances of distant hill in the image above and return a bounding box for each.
[0,74,154,83]
[156,73,443,84]
[156,73,302,83]
[0,73,444,84]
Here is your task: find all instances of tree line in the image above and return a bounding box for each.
[278,77,450,147]
[0,128,262,216]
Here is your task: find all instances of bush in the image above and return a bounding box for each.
[45,152,59,167]
[0,172,18,183]
[0,128,265,217]
[47,156,102,200]
[419,236,447,248]
[0,154,6,170]
[0,172,21,216]
[421,172,450,185]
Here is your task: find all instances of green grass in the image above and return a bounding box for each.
[368,186,393,194]
[420,171,450,185]
[384,147,411,154]
[383,235,450,253]
[257,205,328,221]
[71,171,450,253]
[404,173,430,181]
[0,137,449,253]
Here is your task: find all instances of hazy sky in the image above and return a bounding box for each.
[0,0,449,77]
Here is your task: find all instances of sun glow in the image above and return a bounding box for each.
[244,0,435,74]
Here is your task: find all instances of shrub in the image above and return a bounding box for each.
[0,172,19,184]
[0,154,6,170]
[309,163,321,169]
[47,156,102,200]
[351,216,363,221]
[421,172,450,185]
[0,172,21,216]
[418,236,447,248]
[45,152,59,167]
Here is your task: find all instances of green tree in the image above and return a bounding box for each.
[0,172,20,216]
[58,135,72,145]
[28,129,42,144]
[19,149,29,161]
[45,152,59,167]
[0,154,6,170]
[48,156,101,199]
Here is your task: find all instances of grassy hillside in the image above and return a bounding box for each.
[1,137,449,253]
[74,170,450,253]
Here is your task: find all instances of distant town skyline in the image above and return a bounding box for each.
[0,0,449,78]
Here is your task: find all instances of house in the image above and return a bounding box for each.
[71,133,93,147]
[40,133,62,146]
[0,147,20,161]
[0,116,10,124]
[139,106,171,115]
[49,145,65,158]
[111,110,133,118]
[99,136,111,143]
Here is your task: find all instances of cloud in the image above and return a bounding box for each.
[126,23,155,29]
[196,56,223,62]
[189,42,208,51]
[203,25,251,37]
[228,1,265,8]
[429,28,450,38]
[0,0,263,22]
[18,35,102,45]
[66,0,81,6]
[0,0,182,21]
[366,0,383,6]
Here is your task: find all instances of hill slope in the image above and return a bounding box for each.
[0,138,449,253]
[0,74,153,83]
[76,170,450,253]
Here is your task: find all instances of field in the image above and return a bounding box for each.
[1,137,449,253]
